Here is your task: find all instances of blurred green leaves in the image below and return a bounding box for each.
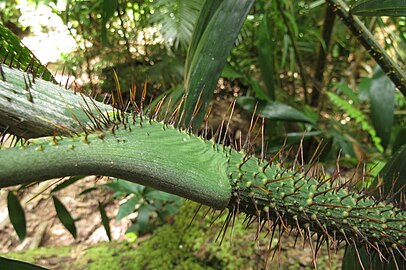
[237,96,316,124]
[82,179,181,236]
[101,0,118,46]
[150,0,203,51]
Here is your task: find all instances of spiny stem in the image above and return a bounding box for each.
[0,64,405,263]
[0,65,112,138]
[0,120,231,209]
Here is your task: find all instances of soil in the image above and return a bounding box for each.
[0,176,129,253]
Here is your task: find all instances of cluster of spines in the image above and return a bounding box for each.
[222,148,405,269]
[0,44,55,83]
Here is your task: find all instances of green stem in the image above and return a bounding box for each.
[0,65,112,138]
[0,119,231,209]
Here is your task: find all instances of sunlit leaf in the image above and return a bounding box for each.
[52,196,77,239]
[351,0,406,17]
[0,256,48,270]
[7,191,26,241]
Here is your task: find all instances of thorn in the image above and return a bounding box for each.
[23,75,33,102]
[202,103,214,139]
[307,227,318,270]
[229,200,239,242]
[216,211,232,246]
[64,73,71,89]
[2,51,9,64]
[0,64,5,81]
[243,102,259,151]
[140,81,148,115]
[8,53,14,68]
[260,117,265,161]
[60,65,65,87]
[39,63,50,79]
[351,239,366,270]
[264,175,294,185]
[153,96,166,120]
[186,204,202,231]
[222,99,236,146]
[188,90,204,130]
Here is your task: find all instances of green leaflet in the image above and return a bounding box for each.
[0,65,112,138]
[7,192,26,241]
[351,0,406,17]
[257,14,276,101]
[237,96,316,124]
[52,196,77,239]
[98,201,111,241]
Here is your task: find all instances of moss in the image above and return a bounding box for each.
[3,246,71,269]
[132,200,258,270]
[73,242,139,270]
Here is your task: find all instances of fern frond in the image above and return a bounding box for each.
[328,92,384,152]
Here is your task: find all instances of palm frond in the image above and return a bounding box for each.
[150,0,203,51]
